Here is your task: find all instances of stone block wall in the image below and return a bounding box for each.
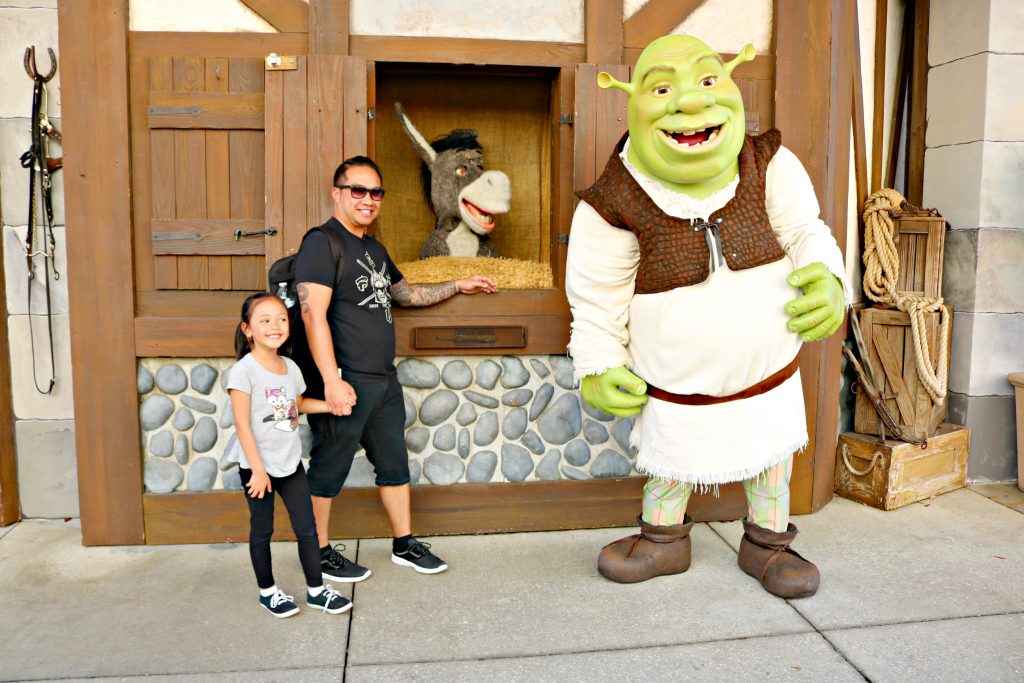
[140,355,640,494]
[923,0,1024,481]
[0,1,76,517]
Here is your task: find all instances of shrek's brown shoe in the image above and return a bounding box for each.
[597,515,693,583]
[738,520,820,598]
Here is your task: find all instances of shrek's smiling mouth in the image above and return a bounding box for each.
[660,124,724,150]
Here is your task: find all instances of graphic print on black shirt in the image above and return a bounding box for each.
[294,217,404,386]
[354,249,393,323]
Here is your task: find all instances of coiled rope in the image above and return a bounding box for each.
[861,189,949,403]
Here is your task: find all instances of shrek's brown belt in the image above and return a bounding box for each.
[645,355,800,406]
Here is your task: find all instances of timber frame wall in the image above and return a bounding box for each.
[58,0,853,545]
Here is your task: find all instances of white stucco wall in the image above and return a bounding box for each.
[130,0,276,32]
[624,0,773,55]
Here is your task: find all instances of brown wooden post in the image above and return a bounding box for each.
[309,0,349,55]
[585,0,624,64]
[906,0,929,205]
[775,0,852,513]
[57,0,145,544]
[0,262,18,525]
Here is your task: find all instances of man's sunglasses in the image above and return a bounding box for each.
[335,184,386,200]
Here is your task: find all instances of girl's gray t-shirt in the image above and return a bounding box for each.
[226,354,306,477]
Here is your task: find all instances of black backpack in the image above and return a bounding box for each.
[267,226,344,400]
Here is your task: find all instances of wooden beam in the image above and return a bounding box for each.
[852,3,868,214]
[906,0,929,205]
[309,0,349,55]
[623,0,706,49]
[886,0,913,190]
[147,92,265,129]
[350,35,586,67]
[775,0,849,513]
[0,232,18,525]
[239,0,309,33]
[871,0,888,193]
[142,479,749,545]
[585,0,624,64]
[129,32,308,58]
[58,0,145,545]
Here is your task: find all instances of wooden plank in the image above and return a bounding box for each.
[282,57,309,256]
[142,479,749,545]
[147,92,264,129]
[264,67,285,267]
[57,0,145,545]
[130,32,308,58]
[552,66,575,288]
[623,0,706,49]
[574,64,599,194]
[585,0,623,64]
[153,257,179,290]
[130,54,155,291]
[886,0,913,190]
[906,0,929,205]
[307,56,346,227]
[239,0,309,33]
[206,59,233,289]
[595,64,629,179]
[137,290,256,317]
[136,316,237,356]
[776,0,847,513]
[229,131,264,221]
[871,331,917,425]
[228,58,265,94]
[350,35,586,67]
[173,57,209,289]
[342,56,368,159]
[310,0,349,55]
[871,0,888,192]
[150,219,266,255]
[851,5,868,216]
[0,236,18,524]
[231,256,267,291]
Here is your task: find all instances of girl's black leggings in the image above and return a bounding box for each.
[239,464,322,590]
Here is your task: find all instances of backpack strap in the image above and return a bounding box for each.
[300,225,345,287]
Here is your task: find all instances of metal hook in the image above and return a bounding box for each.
[24,46,57,82]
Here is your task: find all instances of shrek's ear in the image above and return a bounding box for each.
[597,71,634,95]
[725,44,756,74]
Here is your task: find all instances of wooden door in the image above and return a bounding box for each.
[0,269,18,525]
[265,55,368,260]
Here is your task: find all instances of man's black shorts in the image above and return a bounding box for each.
[306,375,410,497]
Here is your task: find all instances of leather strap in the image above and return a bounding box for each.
[646,355,800,407]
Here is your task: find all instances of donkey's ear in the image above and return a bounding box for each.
[395,102,437,164]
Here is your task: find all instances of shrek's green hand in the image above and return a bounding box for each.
[581,367,648,417]
[785,262,846,342]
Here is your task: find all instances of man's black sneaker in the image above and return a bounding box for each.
[259,589,300,618]
[307,585,352,615]
[321,543,371,583]
[391,539,448,574]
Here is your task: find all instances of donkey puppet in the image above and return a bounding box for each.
[395,102,511,258]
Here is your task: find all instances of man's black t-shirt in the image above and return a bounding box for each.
[294,217,404,384]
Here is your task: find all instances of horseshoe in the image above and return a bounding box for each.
[24,46,57,82]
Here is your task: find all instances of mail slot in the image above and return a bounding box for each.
[413,326,526,349]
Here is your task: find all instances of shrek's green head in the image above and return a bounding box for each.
[600,35,755,195]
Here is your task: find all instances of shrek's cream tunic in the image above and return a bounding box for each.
[566,139,850,486]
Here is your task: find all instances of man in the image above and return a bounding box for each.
[295,156,496,582]
[566,36,847,597]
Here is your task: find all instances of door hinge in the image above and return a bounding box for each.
[559,114,573,125]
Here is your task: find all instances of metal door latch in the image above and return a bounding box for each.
[234,227,277,240]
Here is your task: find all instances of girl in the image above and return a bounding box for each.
[227,292,352,618]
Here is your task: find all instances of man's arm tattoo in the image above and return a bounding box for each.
[392,279,459,307]
[296,283,310,314]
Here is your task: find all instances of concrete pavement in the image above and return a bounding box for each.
[1,485,1022,682]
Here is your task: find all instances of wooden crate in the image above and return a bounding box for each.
[835,424,970,510]
[853,305,952,440]
[892,212,946,301]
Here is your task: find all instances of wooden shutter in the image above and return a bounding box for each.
[573,64,630,194]
[130,55,267,290]
[265,55,368,263]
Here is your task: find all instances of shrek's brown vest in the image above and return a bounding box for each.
[576,129,785,294]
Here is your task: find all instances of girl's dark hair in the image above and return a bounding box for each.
[234,292,289,360]
[333,155,383,186]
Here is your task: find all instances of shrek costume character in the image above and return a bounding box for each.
[566,35,849,598]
